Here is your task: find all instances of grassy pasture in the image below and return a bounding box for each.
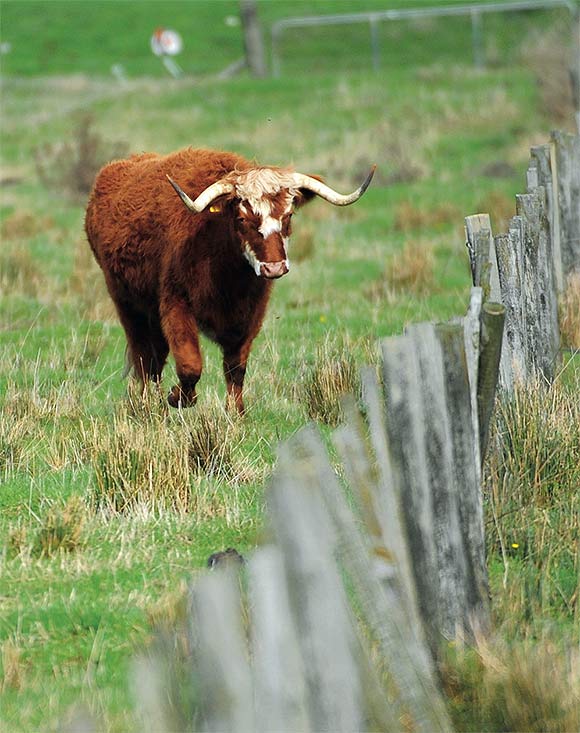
[1,1,579,730]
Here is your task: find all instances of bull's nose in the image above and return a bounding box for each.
[260,261,289,279]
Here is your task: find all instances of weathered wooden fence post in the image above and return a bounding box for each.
[240,0,267,78]
[464,132,580,390]
[381,322,492,650]
[283,426,453,733]
[465,213,501,303]
[550,131,580,282]
[188,569,255,732]
[268,439,366,733]
[477,301,506,463]
[248,546,310,733]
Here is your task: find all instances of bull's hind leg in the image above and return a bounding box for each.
[160,299,203,408]
[115,301,169,384]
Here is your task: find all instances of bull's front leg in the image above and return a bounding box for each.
[160,298,203,408]
[221,294,270,415]
[223,348,248,415]
[221,328,261,415]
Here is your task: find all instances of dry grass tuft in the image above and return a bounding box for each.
[34,113,128,200]
[0,210,56,240]
[6,525,30,558]
[187,399,245,481]
[442,637,580,732]
[88,411,192,515]
[1,639,24,692]
[0,247,43,297]
[394,200,461,232]
[521,22,577,127]
[368,240,435,303]
[559,273,580,348]
[2,378,83,423]
[146,581,189,632]
[290,225,316,263]
[386,240,435,295]
[300,339,359,427]
[7,496,86,559]
[489,379,580,512]
[0,408,34,479]
[475,191,515,234]
[67,238,116,321]
[35,495,86,557]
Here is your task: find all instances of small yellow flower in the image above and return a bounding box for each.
[319,315,327,323]
[511,543,519,549]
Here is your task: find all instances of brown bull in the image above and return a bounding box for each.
[85,147,375,413]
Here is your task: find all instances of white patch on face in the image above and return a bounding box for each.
[243,242,262,276]
[259,215,281,238]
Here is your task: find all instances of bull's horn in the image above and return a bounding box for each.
[291,165,376,206]
[167,176,235,213]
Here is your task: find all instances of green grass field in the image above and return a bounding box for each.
[1,1,579,730]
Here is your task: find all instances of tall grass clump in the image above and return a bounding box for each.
[7,495,86,559]
[187,399,245,481]
[485,376,580,627]
[300,339,359,427]
[0,245,43,298]
[1,639,24,693]
[522,21,578,126]
[442,637,580,732]
[87,394,192,515]
[34,113,128,200]
[368,239,436,303]
[87,387,259,516]
[0,408,33,479]
[34,495,86,557]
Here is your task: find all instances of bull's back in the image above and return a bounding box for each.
[84,147,250,302]
[85,153,162,253]
[85,153,177,300]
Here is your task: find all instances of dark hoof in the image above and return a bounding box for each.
[168,386,197,408]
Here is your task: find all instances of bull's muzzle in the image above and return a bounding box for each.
[260,261,289,279]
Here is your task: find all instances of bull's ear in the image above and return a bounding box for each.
[294,175,324,208]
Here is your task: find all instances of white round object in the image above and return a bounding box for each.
[150,29,183,57]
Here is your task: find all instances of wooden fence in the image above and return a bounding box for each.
[131,132,579,732]
[466,130,580,391]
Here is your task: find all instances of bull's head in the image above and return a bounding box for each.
[167,165,376,279]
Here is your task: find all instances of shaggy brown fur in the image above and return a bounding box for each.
[85,147,317,413]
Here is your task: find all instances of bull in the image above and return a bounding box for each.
[85,147,374,413]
